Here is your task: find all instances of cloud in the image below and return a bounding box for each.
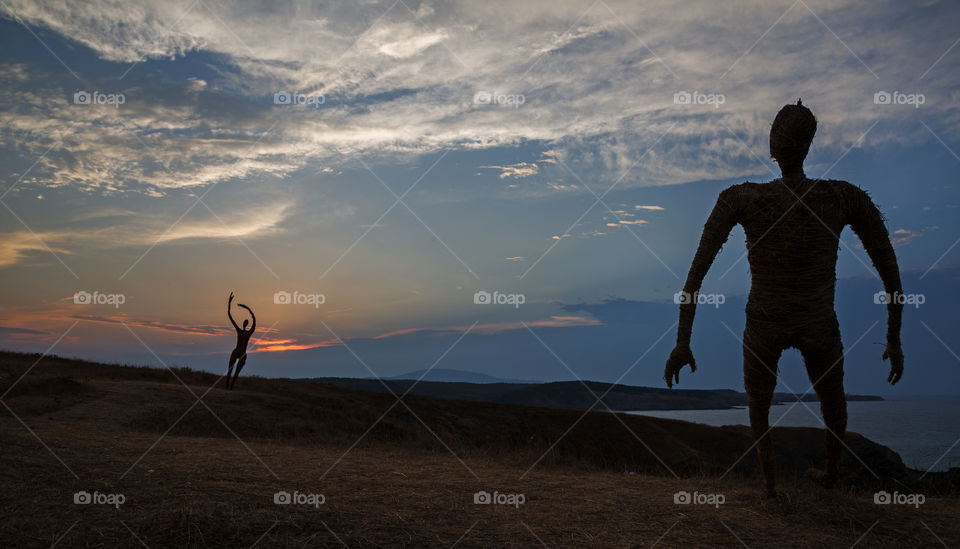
[479,162,539,179]
[0,201,292,268]
[0,230,70,268]
[373,315,601,339]
[67,314,232,336]
[539,150,559,164]
[505,256,524,261]
[0,325,48,337]
[377,29,448,58]
[634,205,665,211]
[157,202,290,242]
[891,228,923,247]
[251,338,341,353]
[0,0,956,201]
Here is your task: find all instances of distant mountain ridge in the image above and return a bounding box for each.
[374,368,536,384]
[303,375,883,411]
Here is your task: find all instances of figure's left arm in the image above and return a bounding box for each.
[239,304,256,333]
[846,184,904,384]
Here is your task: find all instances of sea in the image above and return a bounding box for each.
[626,397,960,472]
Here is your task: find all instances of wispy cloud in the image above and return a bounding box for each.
[0,201,292,268]
[0,230,70,268]
[68,314,233,336]
[891,228,923,247]
[1,0,956,200]
[251,338,341,353]
[157,202,290,242]
[374,315,601,340]
[480,162,539,179]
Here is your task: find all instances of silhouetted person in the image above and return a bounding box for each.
[226,291,256,389]
[664,100,905,497]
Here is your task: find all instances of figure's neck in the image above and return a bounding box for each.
[780,167,805,181]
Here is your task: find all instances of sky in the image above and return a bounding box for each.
[0,0,958,395]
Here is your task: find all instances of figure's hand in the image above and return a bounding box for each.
[882,339,903,385]
[229,291,235,303]
[664,343,696,388]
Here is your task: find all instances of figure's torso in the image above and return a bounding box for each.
[235,330,253,351]
[735,178,850,321]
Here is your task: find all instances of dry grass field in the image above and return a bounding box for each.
[1,351,956,548]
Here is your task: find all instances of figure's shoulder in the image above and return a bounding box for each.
[720,181,763,201]
[817,179,871,202]
[721,181,757,195]
[812,178,857,191]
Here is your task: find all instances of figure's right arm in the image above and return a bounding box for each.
[666,185,740,387]
[227,293,239,331]
[676,186,740,345]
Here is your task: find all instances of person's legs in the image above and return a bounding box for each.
[226,350,239,389]
[798,317,846,487]
[743,320,784,497]
[231,354,247,389]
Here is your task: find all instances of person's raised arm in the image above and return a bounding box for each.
[665,185,740,387]
[228,292,240,331]
[239,304,256,333]
[846,184,904,384]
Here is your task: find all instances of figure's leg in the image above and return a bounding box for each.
[799,320,846,487]
[232,354,246,389]
[226,351,238,389]
[743,322,783,498]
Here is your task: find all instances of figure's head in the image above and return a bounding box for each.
[243,319,249,329]
[770,99,817,173]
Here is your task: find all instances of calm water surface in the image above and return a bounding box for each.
[627,397,960,471]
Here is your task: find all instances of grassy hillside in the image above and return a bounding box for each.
[1,350,956,547]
